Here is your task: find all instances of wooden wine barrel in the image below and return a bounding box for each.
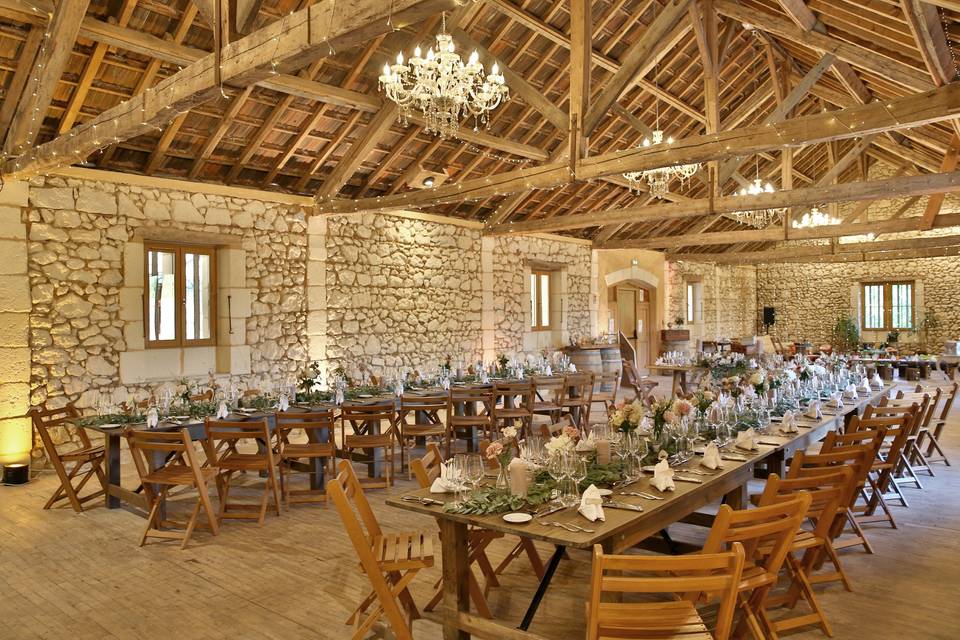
[567,347,603,379]
[599,346,623,391]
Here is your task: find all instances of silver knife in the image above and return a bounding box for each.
[535,504,566,518]
[604,501,644,512]
[673,475,703,484]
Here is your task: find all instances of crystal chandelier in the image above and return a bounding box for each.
[729,179,786,228]
[622,130,701,198]
[792,206,841,229]
[378,13,509,139]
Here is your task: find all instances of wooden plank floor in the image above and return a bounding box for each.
[2,379,958,639]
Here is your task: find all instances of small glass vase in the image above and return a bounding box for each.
[496,463,510,491]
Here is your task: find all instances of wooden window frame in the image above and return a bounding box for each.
[861,280,914,332]
[144,242,218,349]
[531,270,552,331]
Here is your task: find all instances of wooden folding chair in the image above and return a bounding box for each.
[845,411,913,526]
[789,443,876,585]
[893,388,941,476]
[531,375,565,424]
[758,470,851,637]
[29,404,106,513]
[540,415,574,439]
[873,396,932,486]
[621,359,658,401]
[396,393,448,476]
[492,380,535,437]
[591,371,621,418]
[204,418,281,525]
[275,409,336,506]
[921,382,956,465]
[327,460,433,640]
[124,427,219,549]
[587,543,745,640]
[560,372,595,428]
[340,400,396,488]
[701,493,811,640]
[447,386,494,453]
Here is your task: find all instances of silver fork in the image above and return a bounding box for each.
[621,491,663,500]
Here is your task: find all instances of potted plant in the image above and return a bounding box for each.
[831,316,861,354]
[887,329,900,344]
[915,311,940,353]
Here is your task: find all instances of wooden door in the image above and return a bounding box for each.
[636,300,650,373]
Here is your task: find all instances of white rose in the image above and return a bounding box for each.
[502,426,518,440]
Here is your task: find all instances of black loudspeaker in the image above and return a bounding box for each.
[763,306,776,326]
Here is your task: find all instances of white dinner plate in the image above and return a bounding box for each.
[357,394,373,398]
[502,512,532,524]
[99,423,121,429]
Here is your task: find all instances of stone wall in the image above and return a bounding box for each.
[24,175,311,416]
[666,261,758,342]
[491,235,593,354]
[756,257,960,349]
[320,213,483,376]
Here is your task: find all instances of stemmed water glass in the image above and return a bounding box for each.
[448,455,467,508]
[547,453,567,505]
[570,456,587,504]
[464,453,484,498]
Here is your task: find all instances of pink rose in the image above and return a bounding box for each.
[664,410,676,424]
[562,425,580,440]
[485,441,504,460]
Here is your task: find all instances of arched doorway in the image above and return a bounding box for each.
[604,267,660,374]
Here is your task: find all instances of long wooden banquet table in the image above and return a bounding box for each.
[389,382,896,639]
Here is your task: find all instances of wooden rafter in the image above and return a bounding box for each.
[5,0,462,178]
[486,170,960,236]
[0,26,44,146]
[4,0,91,154]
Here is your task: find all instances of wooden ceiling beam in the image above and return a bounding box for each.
[601,209,960,250]
[568,0,591,164]
[670,234,960,264]
[58,0,139,134]
[235,0,266,34]
[323,81,960,214]
[901,0,956,86]
[0,26,44,148]
[485,169,960,236]
[316,107,398,197]
[717,1,932,92]
[583,0,692,136]
[921,134,960,229]
[4,0,91,154]
[4,0,462,178]
[144,111,188,175]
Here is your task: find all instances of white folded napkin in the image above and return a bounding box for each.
[579,484,606,522]
[480,371,490,384]
[780,410,799,434]
[575,433,596,452]
[651,460,675,492]
[334,388,344,405]
[568,363,577,373]
[146,407,159,428]
[442,378,451,391]
[702,442,724,469]
[860,378,872,394]
[278,394,290,412]
[216,401,229,419]
[545,364,553,376]
[827,392,844,409]
[736,428,758,451]
[871,373,884,389]
[430,462,460,493]
[844,384,858,400]
[805,400,822,420]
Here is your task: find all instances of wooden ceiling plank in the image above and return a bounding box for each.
[324,80,960,214]
[568,0,590,164]
[583,0,692,136]
[59,0,140,134]
[4,0,92,154]
[315,106,398,197]
[235,0,266,34]
[670,234,960,263]
[295,110,363,190]
[901,0,956,86]
[144,111,188,175]
[486,169,960,236]
[5,0,462,178]
[718,1,932,92]
[187,85,255,179]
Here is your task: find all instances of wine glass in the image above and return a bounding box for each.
[465,453,484,498]
[448,455,466,508]
[547,453,566,505]
[570,456,587,503]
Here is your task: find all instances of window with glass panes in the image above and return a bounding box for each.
[862,281,914,331]
[144,243,216,348]
[530,271,551,331]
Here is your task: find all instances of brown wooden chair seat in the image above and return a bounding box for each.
[591,371,621,417]
[369,532,434,572]
[29,403,107,513]
[276,410,336,505]
[340,400,397,488]
[204,418,281,526]
[587,543,745,640]
[397,393,448,476]
[124,427,219,549]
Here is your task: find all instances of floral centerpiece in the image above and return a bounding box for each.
[648,397,675,442]
[608,399,645,433]
[692,389,715,415]
[749,369,767,396]
[544,425,579,457]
